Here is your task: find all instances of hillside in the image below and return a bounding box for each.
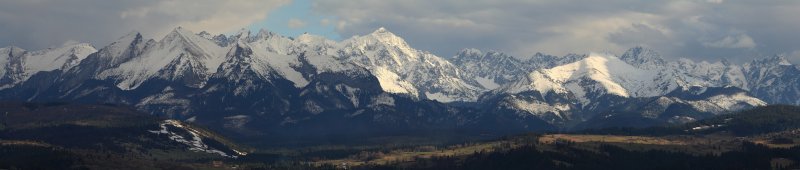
[301,105,800,169]
[579,105,800,136]
[686,105,800,136]
[0,102,246,169]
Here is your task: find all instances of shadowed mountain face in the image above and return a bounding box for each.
[0,28,794,145]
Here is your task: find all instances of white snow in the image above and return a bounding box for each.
[336,28,484,102]
[100,27,227,90]
[779,58,793,66]
[149,120,246,158]
[509,99,571,118]
[30,27,483,102]
[107,32,141,59]
[504,53,672,104]
[24,42,96,72]
[425,92,457,103]
[0,46,22,79]
[248,44,309,87]
[135,93,190,107]
[335,84,361,107]
[0,43,96,87]
[369,94,396,107]
[3,26,786,111]
[475,76,500,89]
[672,59,749,89]
[686,92,766,113]
[372,66,418,96]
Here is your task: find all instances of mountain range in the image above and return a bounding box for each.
[1,27,796,143]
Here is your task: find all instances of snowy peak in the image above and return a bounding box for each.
[25,42,97,72]
[372,27,390,34]
[750,55,793,66]
[524,53,588,70]
[117,31,143,44]
[91,31,148,67]
[359,27,411,50]
[97,27,227,90]
[502,53,680,104]
[337,28,484,102]
[239,39,310,88]
[295,33,332,47]
[0,46,25,56]
[454,48,483,58]
[157,27,226,62]
[168,27,191,36]
[198,31,213,39]
[253,29,279,42]
[0,46,27,86]
[107,32,143,56]
[620,46,666,69]
[450,48,528,87]
[231,28,251,42]
[0,42,97,88]
[453,48,515,62]
[372,66,419,97]
[162,27,217,49]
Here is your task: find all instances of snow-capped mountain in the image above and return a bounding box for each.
[449,48,590,91]
[0,27,796,139]
[481,47,768,127]
[448,49,526,89]
[0,43,96,89]
[97,27,227,90]
[619,46,666,70]
[501,53,680,101]
[744,55,800,105]
[336,28,483,102]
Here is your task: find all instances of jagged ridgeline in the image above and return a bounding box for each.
[0,27,798,145]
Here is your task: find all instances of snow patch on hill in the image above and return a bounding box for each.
[149,120,245,158]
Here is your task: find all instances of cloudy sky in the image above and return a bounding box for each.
[1,0,799,63]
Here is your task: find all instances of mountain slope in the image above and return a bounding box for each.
[0,43,96,89]
[0,102,247,167]
[97,27,227,89]
[483,51,765,128]
[744,56,800,105]
[337,28,483,102]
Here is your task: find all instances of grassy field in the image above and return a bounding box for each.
[538,134,687,145]
[0,140,53,147]
[310,134,683,167]
[310,140,512,166]
[303,131,800,168]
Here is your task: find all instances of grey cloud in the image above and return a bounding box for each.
[313,0,800,63]
[0,0,289,50]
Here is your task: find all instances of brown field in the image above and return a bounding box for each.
[538,134,688,145]
[308,132,800,168]
[311,140,515,166]
[0,140,52,147]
